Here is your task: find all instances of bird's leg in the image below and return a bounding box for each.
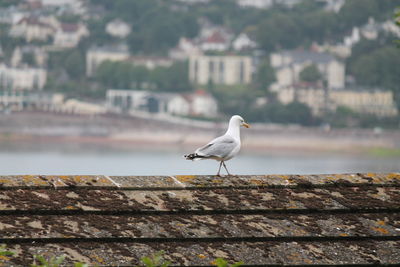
[216,161,223,177]
[222,161,232,176]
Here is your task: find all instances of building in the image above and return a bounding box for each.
[277,85,398,117]
[9,16,55,42]
[86,44,130,76]
[270,50,345,90]
[237,0,302,9]
[0,91,63,112]
[232,33,257,51]
[61,99,106,115]
[189,55,252,85]
[105,19,131,38]
[169,37,202,60]
[184,89,218,117]
[128,56,174,70]
[360,17,379,40]
[0,64,47,91]
[107,90,179,115]
[200,30,230,52]
[237,0,273,9]
[106,89,218,117]
[53,23,89,48]
[330,89,398,117]
[277,85,329,116]
[319,0,345,13]
[0,6,26,24]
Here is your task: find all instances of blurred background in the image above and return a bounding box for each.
[0,0,399,175]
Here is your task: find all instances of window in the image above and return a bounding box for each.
[219,61,224,83]
[239,60,245,83]
[193,60,198,82]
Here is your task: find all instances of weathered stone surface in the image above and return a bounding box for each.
[0,173,399,266]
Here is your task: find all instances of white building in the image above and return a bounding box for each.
[62,99,106,115]
[237,0,301,9]
[169,37,202,60]
[129,56,174,70]
[0,64,47,90]
[105,19,131,38]
[232,33,257,51]
[237,0,273,9]
[106,89,218,117]
[185,89,218,117]
[86,44,130,76]
[319,0,345,13]
[200,30,230,52]
[53,23,89,48]
[343,27,361,47]
[277,85,398,117]
[330,89,398,117]
[0,6,26,24]
[270,50,345,89]
[0,91,64,112]
[189,55,253,85]
[9,16,55,42]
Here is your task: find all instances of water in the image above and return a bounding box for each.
[0,141,398,175]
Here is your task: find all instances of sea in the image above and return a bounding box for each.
[0,140,398,176]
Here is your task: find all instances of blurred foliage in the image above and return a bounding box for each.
[349,45,400,108]
[213,258,243,267]
[95,60,192,93]
[139,250,171,267]
[90,0,198,55]
[299,64,322,83]
[253,59,276,91]
[324,106,400,129]
[31,254,65,267]
[0,244,14,257]
[0,0,22,7]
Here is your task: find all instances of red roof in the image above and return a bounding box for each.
[61,23,79,33]
[17,16,53,29]
[205,31,226,44]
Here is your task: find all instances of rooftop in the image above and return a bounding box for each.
[0,173,399,266]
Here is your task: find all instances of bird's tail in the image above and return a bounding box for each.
[184,153,205,161]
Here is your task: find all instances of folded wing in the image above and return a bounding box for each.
[195,135,238,159]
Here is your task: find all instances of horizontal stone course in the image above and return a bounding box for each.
[0,173,399,266]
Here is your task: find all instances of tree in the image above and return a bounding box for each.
[254,59,276,90]
[256,13,301,51]
[350,46,400,108]
[64,50,85,80]
[150,61,192,92]
[299,64,322,83]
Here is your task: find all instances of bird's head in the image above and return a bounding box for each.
[230,115,250,128]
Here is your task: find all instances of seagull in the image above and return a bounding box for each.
[184,115,250,176]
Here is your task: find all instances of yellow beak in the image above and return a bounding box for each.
[242,122,250,128]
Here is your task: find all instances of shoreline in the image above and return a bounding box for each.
[1,132,399,158]
[0,112,399,156]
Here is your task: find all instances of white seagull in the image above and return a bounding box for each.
[184,115,250,176]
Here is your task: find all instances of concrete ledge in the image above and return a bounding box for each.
[0,173,399,188]
[0,173,400,266]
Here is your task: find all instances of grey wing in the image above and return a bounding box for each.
[195,135,238,158]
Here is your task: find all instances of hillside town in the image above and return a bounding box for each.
[0,0,399,128]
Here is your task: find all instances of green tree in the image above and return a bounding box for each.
[150,61,192,92]
[256,13,301,51]
[350,46,400,107]
[22,52,35,66]
[299,64,322,83]
[254,59,276,90]
[64,50,85,80]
